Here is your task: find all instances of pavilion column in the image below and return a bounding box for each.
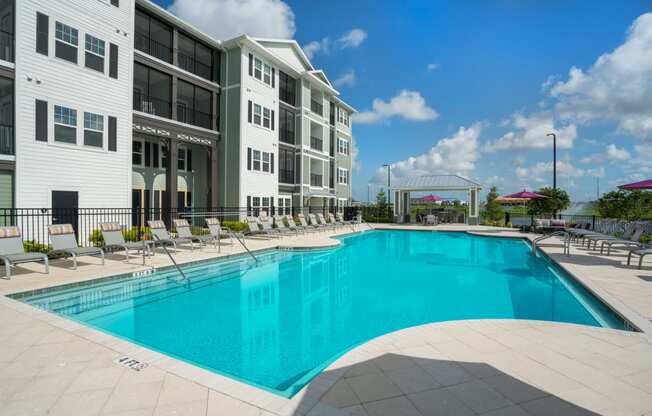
[209,141,218,208]
[165,139,178,226]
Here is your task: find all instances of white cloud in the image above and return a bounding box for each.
[338,29,367,48]
[550,13,652,141]
[371,123,482,183]
[333,69,356,88]
[580,143,631,164]
[427,63,439,72]
[355,90,439,124]
[303,37,330,59]
[351,138,361,173]
[168,0,295,40]
[484,112,577,152]
[515,160,586,185]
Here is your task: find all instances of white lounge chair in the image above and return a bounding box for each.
[0,226,49,279]
[49,224,104,269]
[100,222,153,262]
[147,220,195,252]
[173,219,218,249]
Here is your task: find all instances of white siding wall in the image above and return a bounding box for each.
[239,47,279,207]
[15,0,134,208]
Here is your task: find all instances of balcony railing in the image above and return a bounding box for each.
[0,124,14,155]
[310,99,323,116]
[177,104,212,130]
[279,169,294,184]
[178,52,213,81]
[134,32,172,63]
[0,30,14,63]
[279,127,294,145]
[310,173,322,187]
[133,91,172,119]
[310,136,323,151]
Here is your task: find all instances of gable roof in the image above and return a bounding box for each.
[308,70,332,87]
[391,175,482,191]
[252,38,314,72]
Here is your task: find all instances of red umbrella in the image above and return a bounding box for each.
[504,190,548,200]
[418,194,443,202]
[618,179,652,190]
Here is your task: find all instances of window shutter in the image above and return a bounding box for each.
[108,116,117,151]
[36,13,49,55]
[109,43,119,79]
[247,195,251,211]
[110,0,119,6]
[144,142,151,166]
[271,153,274,174]
[271,68,275,88]
[247,147,251,170]
[248,53,253,76]
[247,100,252,123]
[35,100,48,142]
[152,143,159,168]
[187,148,192,171]
[271,110,275,130]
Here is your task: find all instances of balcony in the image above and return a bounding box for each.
[0,30,14,63]
[310,173,323,187]
[279,168,294,184]
[310,136,323,152]
[0,124,13,155]
[310,99,323,116]
[177,104,212,130]
[133,91,172,119]
[178,52,213,81]
[134,32,172,63]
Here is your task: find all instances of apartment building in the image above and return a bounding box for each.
[1,0,355,219]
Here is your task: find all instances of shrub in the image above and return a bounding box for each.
[23,240,51,254]
[89,226,151,247]
[222,220,247,232]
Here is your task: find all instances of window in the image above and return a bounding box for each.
[279,108,295,144]
[177,32,215,81]
[337,137,349,155]
[254,58,262,80]
[177,80,212,129]
[279,149,294,183]
[84,34,105,72]
[253,104,262,125]
[262,152,270,172]
[54,105,77,144]
[252,150,261,171]
[263,107,271,128]
[135,9,172,62]
[251,102,273,130]
[249,149,273,173]
[278,197,292,215]
[83,112,103,147]
[338,199,347,213]
[55,22,78,63]
[337,168,349,185]
[253,56,273,86]
[250,196,272,216]
[133,63,172,118]
[279,71,296,105]
[132,141,143,165]
[263,63,272,85]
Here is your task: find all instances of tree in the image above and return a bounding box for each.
[527,187,570,216]
[375,189,387,208]
[597,190,652,220]
[483,186,504,222]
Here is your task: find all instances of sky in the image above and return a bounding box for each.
[153,0,652,202]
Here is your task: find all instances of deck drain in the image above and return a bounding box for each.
[114,356,149,371]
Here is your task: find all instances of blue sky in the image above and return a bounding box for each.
[154,0,652,202]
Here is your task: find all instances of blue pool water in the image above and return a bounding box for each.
[16,230,628,396]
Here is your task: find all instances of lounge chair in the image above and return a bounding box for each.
[205,218,235,244]
[287,215,316,233]
[425,215,438,226]
[297,213,320,232]
[316,213,337,230]
[584,221,635,250]
[48,224,104,269]
[337,212,356,226]
[273,215,299,234]
[173,219,218,249]
[600,223,647,255]
[244,216,274,238]
[147,220,194,252]
[100,222,154,261]
[258,216,286,237]
[329,213,347,228]
[628,247,652,269]
[0,226,49,279]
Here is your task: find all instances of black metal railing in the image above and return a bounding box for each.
[0,30,14,63]
[177,51,213,81]
[310,99,323,116]
[310,136,323,151]
[279,169,294,184]
[133,91,172,118]
[310,173,323,187]
[0,124,14,155]
[176,104,212,129]
[134,31,172,63]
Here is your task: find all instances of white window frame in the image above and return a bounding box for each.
[132,139,144,166]
[279,196,292,215]
[262,151,270,172]
[250,195,271,216]
[178,147,186,171]
[337,137,349,155]
[54,105,77,143]
[337,198,347,213]
[84,112,103,131]
[337,167,349,185]
[55,22,78,46]
[263,63,272,85]
[262,107,271,128]
[253,104,262,126]
[254,58,263,81]
[252,150,261,171]
[84,34,105,57]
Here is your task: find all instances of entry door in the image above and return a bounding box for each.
[132,189,142,227]
[52,191,79,234]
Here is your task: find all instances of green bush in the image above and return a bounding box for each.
[222,220,247,232]
[641,234,652,245]
[23,240,51,254]
[190,226,209,236]
[89,226,151,247]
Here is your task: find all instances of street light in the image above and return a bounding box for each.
[382,164,391,204]
[547,133,557,190]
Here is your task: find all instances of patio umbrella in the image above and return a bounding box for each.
[418,194,443,202]
[494,196,528,204]
[504,190,548,200]
[618,179,652,190]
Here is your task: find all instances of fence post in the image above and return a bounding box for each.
[504,211,510,224]
[592,215,596,230]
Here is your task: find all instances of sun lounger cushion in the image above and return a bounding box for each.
[100,222,122,231]
[205,218,220,225]
[49,224,75,235]
[149,221,166,229]
[173,219,190,228]
[0,227,21,238]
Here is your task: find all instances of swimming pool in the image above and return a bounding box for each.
[14,230,629,396]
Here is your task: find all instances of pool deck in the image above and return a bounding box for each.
[0,224,651,415]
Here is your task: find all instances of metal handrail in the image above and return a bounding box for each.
[151,234,188,280]
[532,230,570,256]
[228,230,258,263]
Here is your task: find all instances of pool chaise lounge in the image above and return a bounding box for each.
[287,215,317,234]
[100,222,154,261]
[297,213,321,232]
[49,224,104,269]
[0,226,49,279]
[599,224,647,255]
[173,219,219,249]
[259,216,292,237]
[628,247,652,269]
[245,216,277,239]
[147,220,195,252]
[205,218,235,244]
[273,215,299,234]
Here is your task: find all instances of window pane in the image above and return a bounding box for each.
[54,125,76,143]
[84,130,102,147]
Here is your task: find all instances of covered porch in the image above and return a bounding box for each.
[390,174,482,225]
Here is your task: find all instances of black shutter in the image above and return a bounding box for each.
[110,0,119,6]
[109,43,119,79]
[248,53,253,76]
[35,100,48,142]
[36,13,48,55]
[247,195,251,216]
[144,142,151,166]
[271,152,274,174]
[271,68,275,88]
[152,143,159,168]
[187,148,192,171]
[247,100,252,123]
[247,147,251,170]
[108,116,117,151]
[271,110,275,130]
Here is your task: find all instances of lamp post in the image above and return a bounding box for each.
[382,164,391,204]
[547,133,557,190]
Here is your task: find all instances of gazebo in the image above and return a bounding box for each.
[390,175,482,224]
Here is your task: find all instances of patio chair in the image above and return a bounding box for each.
[48,224,104,269]
[308,213,329,231]
[584,221,634,250]
[0,226,49,279]
[147,220,195,252]
[288,215,316,233]
[628,247,652,270]
[297,213,321,232]
[258,216,286,237]
[425,215,438,226]
[273,215,299,234]
[316,213,337,230]
[244,216,274,238]
[329,213,347,228]
[100,222,154,262]
[173,219,218,249]
[600,223,648,255]
[337,212,356,226]
[205,218,235,244]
